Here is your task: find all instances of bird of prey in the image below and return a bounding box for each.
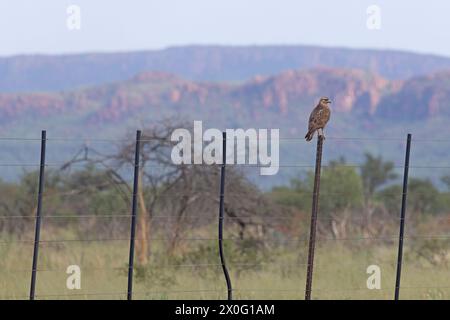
[305,97,332,141]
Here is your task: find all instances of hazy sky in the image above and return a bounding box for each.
[0,0,449,57]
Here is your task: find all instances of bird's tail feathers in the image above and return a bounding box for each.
[305,130,314,142]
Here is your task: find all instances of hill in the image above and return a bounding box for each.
[2,67,450,188]
[2,67,450,131]
[2,45,450,93]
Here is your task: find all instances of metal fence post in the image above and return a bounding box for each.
[29,130,47,300]
[305,134,324,300]
[127,130,141,300]
[394,133,412,300]
[219,131,232,300]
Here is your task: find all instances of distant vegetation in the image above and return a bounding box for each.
[1,120,450,299]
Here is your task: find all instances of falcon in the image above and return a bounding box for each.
[305,97,332,141]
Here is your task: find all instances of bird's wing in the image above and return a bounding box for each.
[308,106,330,131]
[322,108,331,124]
[308,106,323,131]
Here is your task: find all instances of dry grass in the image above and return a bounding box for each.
[1,232,449,300]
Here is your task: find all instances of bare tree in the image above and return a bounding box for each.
[56,118,283,264]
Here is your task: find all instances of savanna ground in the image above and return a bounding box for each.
[1,217,449,300]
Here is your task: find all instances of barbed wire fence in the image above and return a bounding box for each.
[0,131,450,300]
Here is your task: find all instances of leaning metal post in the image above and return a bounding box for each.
[305,134,324,300]
[394,133,412,300]
[127,130,141,300]
[29,130,47,300]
